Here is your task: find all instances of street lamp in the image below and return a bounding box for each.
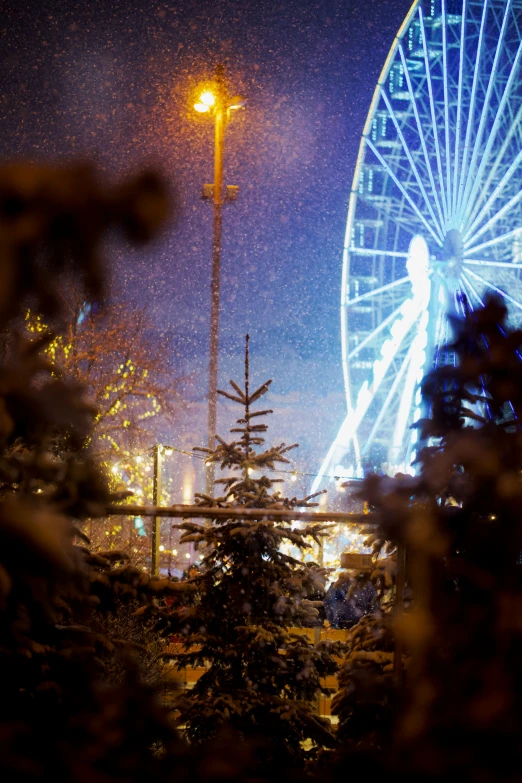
[150,445,193,575]
[151,443,163,576]
[194,64,245,497]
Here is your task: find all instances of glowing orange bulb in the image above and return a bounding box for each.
[199,90,216,107]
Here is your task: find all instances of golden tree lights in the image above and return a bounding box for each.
[23,307,194,571]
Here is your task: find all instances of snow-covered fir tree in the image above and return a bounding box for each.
[164,336,338,765]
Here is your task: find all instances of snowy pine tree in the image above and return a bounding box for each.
[165,336,338,765]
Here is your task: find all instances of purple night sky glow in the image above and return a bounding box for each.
[0,0,412,489]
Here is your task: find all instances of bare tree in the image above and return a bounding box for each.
[24,293,182,563]
[26,295,181,458]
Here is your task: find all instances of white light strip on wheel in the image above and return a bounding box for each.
[464,269,522,311]
[338,301,421,454]
[456,0,489,219]
[381,88,445,241]
[432,287,447,370]
[340,242,361,465]
[312,232,431,494]
[310,301,423,494]
[347,302,406,361]
[459,0,512,223]
[463,258,522,270]
[452,0,467,216]
[310,426,350,496]
[419,5,449,224]
[463,148,522,242]
[399,43,446,231]
[389,308,429,473]
[341,242,352,411]
[345,276,409,308]
[460,35,522,225]
[361,340,415,459]
[366,139,443,247]
[464,186,522,248]
[465,225,522,256]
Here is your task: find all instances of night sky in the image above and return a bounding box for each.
[0,0,413,485]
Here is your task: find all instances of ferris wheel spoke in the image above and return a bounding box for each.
[345,276,409,309]
[419,6,449,224]
[463,148,522,242]
[456,0,489,219]
[463,187,522,249]
[461,273,484,307]
[452,0,467,217]
[367,139,443,247]
[460,37,522,227]
[381,89,445,241]
[465,226,522,256]
[347,302,406,361]
[441,0,452,215]
[464,269,522,311]
[464,258,522,270]
[466,104,522,229]
[348,247,409,259]
[399,44,446,230]
[459,0,512,223]
[357,194,423,242]
[459,277,480,310]
[361,344,414,458]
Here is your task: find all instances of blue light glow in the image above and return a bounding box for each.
[316,0,522,499]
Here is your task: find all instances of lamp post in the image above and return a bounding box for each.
[150,444,173,575]
[194,65,245,497]
[151,444,162,576]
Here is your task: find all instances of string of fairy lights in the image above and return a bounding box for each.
[107,443,360,486]
[104,444,369,571]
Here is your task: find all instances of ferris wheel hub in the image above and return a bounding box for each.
[440,228,464,278]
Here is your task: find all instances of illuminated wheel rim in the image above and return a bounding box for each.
[314,0,522,493]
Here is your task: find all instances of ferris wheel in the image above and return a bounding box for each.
[313,0,522,494]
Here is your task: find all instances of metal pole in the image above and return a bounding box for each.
[107,504,377,525]
[394,540,406,682]
[168,525,172,578]
[151,444,163,575]
[314,625,321,715]
[206,64,226,498]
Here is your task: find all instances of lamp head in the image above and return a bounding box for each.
[194,90,217,114]
[228,95,246,110]
[199,90,216,107]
